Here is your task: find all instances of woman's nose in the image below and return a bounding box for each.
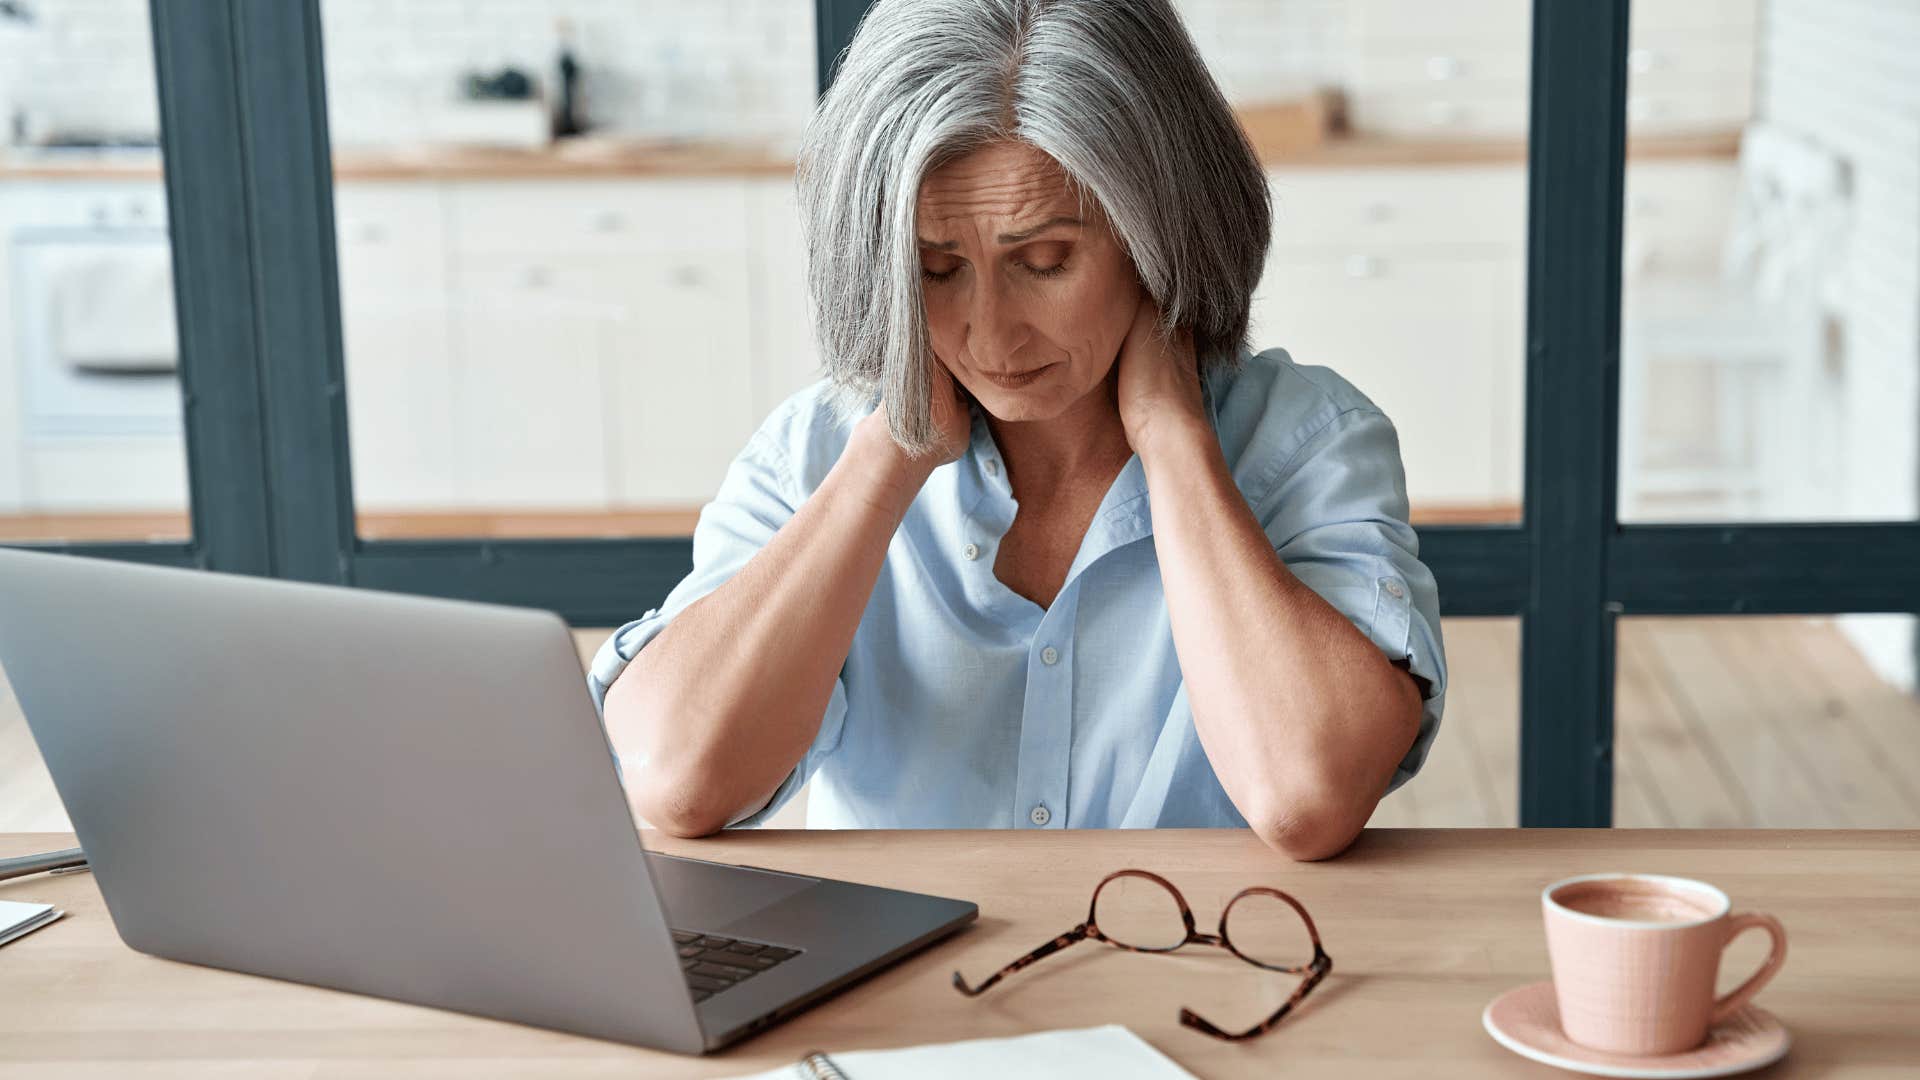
[966,276,1028,364]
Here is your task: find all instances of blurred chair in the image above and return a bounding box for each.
[1618,123,1851,521]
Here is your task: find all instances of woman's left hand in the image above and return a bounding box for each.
[1115,293,1207,459]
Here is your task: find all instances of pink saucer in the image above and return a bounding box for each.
[1482,981,1790,1079]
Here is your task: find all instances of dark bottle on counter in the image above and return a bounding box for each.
[553,18,586,138]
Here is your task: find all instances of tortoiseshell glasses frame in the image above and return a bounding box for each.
[951,868,1333,1041]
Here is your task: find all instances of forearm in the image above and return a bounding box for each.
[604,416,933,835]
[1139,418,1422,859]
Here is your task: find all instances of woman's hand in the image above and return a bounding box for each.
[853,355,974,507]
[919,356,975,466]
[1116,293,1207,460]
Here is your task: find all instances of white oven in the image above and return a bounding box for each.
[11,226,182,437]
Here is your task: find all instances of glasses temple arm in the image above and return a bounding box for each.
[951,924,1091,997]
[1179,947,1333,1041]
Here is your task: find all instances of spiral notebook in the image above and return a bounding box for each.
[729,1025,1195,1079]
[0,899,63,949]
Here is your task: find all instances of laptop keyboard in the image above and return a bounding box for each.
[670,929,803,1002]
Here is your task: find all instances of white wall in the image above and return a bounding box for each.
[1760,0,1920,690]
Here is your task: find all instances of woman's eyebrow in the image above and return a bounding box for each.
[917,215,1083,250]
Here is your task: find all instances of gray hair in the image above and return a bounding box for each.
[797,0,1272,457]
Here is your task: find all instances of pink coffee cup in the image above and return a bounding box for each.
[1541,872,1787,1056]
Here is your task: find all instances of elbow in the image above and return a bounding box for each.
[1254,814,1359,862]
[605,671,730,837]
[634,778,733,838]
[1247,787,1366,862]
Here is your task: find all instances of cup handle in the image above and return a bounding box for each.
[1711,911,1787,1024]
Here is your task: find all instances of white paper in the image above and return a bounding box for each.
[725,1024,1196,1079]
[0,899,62,948]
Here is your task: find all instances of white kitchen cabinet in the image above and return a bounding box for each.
[444,181,759,508]
[606,252,758,505]
[23,435,188,511]
[447,178,753,256]
[468,249,759,506]
[0,151,1737,525]
[748,177,828,423]
[1252,252,1524,508]
[334,183,459,508]
[1344,0,1755,139]
[1270,165,1527,251]
[448,260,619,508]
[1263,165,1527,511]
[446,251,756,508]
[340,302,460,508]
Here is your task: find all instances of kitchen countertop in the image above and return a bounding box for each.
[0,129,1740,183]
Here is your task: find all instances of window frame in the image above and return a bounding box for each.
[15,0,1915,826]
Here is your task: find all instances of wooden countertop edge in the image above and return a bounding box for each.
[0,130,1740,182]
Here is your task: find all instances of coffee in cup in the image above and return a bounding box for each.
[1541,873,1787,1055]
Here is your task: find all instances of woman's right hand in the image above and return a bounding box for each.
[921,356,975,466]
[859,356,973,472]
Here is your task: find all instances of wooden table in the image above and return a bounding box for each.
[1,829,1913,1077]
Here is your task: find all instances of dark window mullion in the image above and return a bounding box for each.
[228,0,356,584]
[1611,523,1920,615]
[147,0,278,575]
[1521,0,1632,827]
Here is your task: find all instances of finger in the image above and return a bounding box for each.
[1121,294,1159,357]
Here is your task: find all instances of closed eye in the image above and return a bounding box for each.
[920,259,1070,284]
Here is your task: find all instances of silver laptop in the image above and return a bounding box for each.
[0,548,976,1053]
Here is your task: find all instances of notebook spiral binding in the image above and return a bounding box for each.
[797,1049,849,1079]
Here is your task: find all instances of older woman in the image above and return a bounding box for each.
[591,0,1446,860]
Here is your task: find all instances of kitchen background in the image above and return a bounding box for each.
[1,0,1916,833]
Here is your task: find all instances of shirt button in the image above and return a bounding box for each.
[984,459,999,476]
[1029,804,1051,826]
[1383,578,1406,599]
[963,543,980,561]
[1040,645,1059,665]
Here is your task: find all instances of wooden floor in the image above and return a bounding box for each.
[2,617,1915,833]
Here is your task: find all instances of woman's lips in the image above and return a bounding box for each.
[981,362,1057,389]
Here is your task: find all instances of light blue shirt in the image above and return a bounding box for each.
[588,346,1446,830]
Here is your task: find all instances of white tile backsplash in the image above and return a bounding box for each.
[0,0,1341,151]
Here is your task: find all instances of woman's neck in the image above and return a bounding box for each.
[984,366,1135,499]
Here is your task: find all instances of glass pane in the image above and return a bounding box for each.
[1179,0,1531,526]
[1616,615,1920,827]
[0,0,190,544]
[1619,0,1917,523]
[320,0,816,540]
[324,1,1531,539]
[1367,617,1518,828]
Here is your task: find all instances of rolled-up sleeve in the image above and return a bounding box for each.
[587,424,851,828]
[1250,405,1448,796]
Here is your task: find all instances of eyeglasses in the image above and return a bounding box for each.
[951,868,1332,1041]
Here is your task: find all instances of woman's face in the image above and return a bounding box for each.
[915,140,1143,423]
